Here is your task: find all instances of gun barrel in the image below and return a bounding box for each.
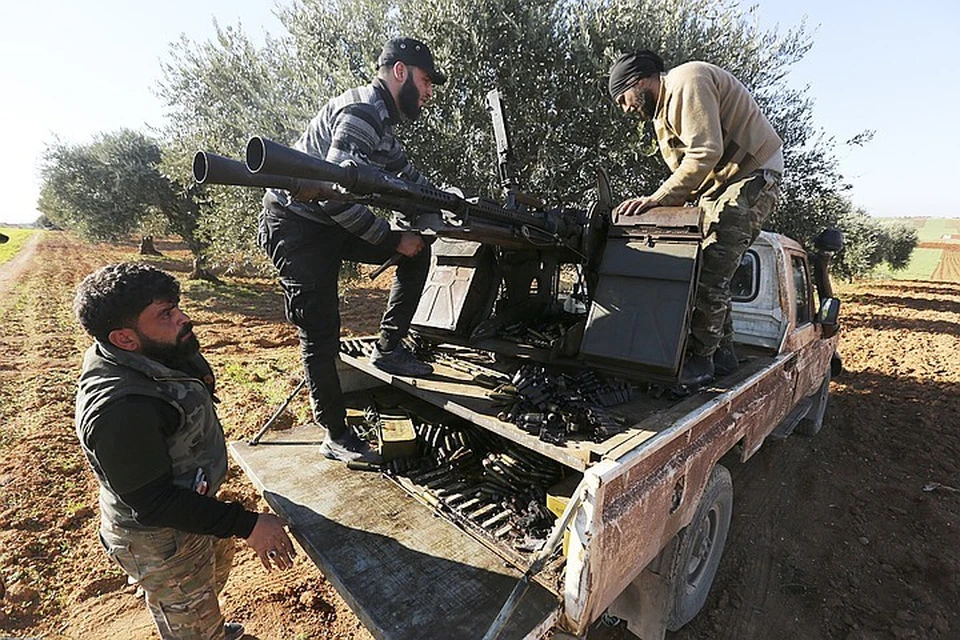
[246,137,559,233]
[246,137,359,187]
[247,137,460,207]
[193,151,338,200]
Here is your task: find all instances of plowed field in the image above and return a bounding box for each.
[1,232,957,639]
[930,246,960,282]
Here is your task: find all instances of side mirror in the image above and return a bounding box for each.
[817,297,841,338]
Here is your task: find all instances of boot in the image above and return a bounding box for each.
[713,343,739,377]
[370,343,433,377]
[679,354,715,387]
[320,431,382,464]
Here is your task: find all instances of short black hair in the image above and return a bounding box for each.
[74,263,180,342]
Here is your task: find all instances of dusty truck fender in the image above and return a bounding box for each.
[558,350,819,634]
[557,236,838,634]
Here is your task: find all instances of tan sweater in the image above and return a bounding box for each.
[650,61,782,205]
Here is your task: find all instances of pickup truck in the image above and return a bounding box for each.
[230,215,842,639]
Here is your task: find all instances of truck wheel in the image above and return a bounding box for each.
[667,464,733,631]
[796,372,830,436]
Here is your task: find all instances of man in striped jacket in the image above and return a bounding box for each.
[259,37,446,462]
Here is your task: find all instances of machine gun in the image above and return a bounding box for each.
[194,93,612,349]
[240,135,592,256]
[195,92,709,382]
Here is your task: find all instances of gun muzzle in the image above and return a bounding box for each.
[193,151,337,201]
[246,137,354,186]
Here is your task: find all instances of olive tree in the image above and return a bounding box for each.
[157,0,913,277]
[38,129,217,279]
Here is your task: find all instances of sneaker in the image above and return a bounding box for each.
[225,622,245,640]
[713,344,739,377]
[679,354,715,387]
[370,343,433,377]
[320,431,383,464]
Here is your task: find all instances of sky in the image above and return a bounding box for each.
[1,0,958,225]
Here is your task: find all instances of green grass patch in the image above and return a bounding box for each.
[915,218,959,243]
[182,277,284,319]
[0,227,37,264]
[874,247,942,280]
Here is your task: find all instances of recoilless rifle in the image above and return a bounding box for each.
[194,89,612,344]
[194,90,705,383]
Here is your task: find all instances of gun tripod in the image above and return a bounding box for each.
[248,376,307,446]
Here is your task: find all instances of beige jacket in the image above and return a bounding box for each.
[650,61,782,204]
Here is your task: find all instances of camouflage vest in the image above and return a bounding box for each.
[75,341,228,532]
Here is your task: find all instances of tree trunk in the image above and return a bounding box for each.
[138,236,163,256]
[189,256,220,283]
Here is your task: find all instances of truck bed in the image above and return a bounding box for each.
[229,423,560,640]
[229,342,782,639]
[340,344,776,470]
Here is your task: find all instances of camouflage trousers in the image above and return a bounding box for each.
[691,169,782,357]
[100,521,235,639]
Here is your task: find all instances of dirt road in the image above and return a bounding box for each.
[0,231,39,297]
[0,233,957,639]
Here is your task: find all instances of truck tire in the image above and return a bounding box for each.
[667,464,733,631]
[796,371,830,436]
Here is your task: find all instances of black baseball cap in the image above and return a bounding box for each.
[377,37,447,85]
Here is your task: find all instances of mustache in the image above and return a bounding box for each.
[177,323,195,342]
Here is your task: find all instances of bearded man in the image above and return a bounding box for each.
[608,50,783,387]
[74,263,295,639]
[259,37,446,462]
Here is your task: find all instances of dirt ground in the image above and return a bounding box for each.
[1,232,957,639]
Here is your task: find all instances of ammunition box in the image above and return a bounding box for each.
[378,415,419,461]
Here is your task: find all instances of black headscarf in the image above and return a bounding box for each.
[608,50,665,100]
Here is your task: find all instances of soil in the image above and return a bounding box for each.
[930,245,960,283]
[1,232,957,640]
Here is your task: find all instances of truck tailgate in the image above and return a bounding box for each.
[229,424,560,640]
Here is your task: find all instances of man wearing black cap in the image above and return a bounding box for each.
[608,51,783,387]
[259,37,446,462]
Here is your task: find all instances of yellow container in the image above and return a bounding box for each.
[378,415,419,461]
[546,475,581,557]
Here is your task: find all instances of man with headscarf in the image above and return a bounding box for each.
[608,51,783,387]
[259,37,446,462]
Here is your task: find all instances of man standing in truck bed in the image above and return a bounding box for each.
[259,37,446,462]
[608,50,783,387]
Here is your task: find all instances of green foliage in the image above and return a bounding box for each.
[38,130,166,242]
[34,214,62,230]
[37,130,208,262]
[814,209,920,280]
[157,22,316,270]
[150,0,894,278]
[872,222,918,271]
